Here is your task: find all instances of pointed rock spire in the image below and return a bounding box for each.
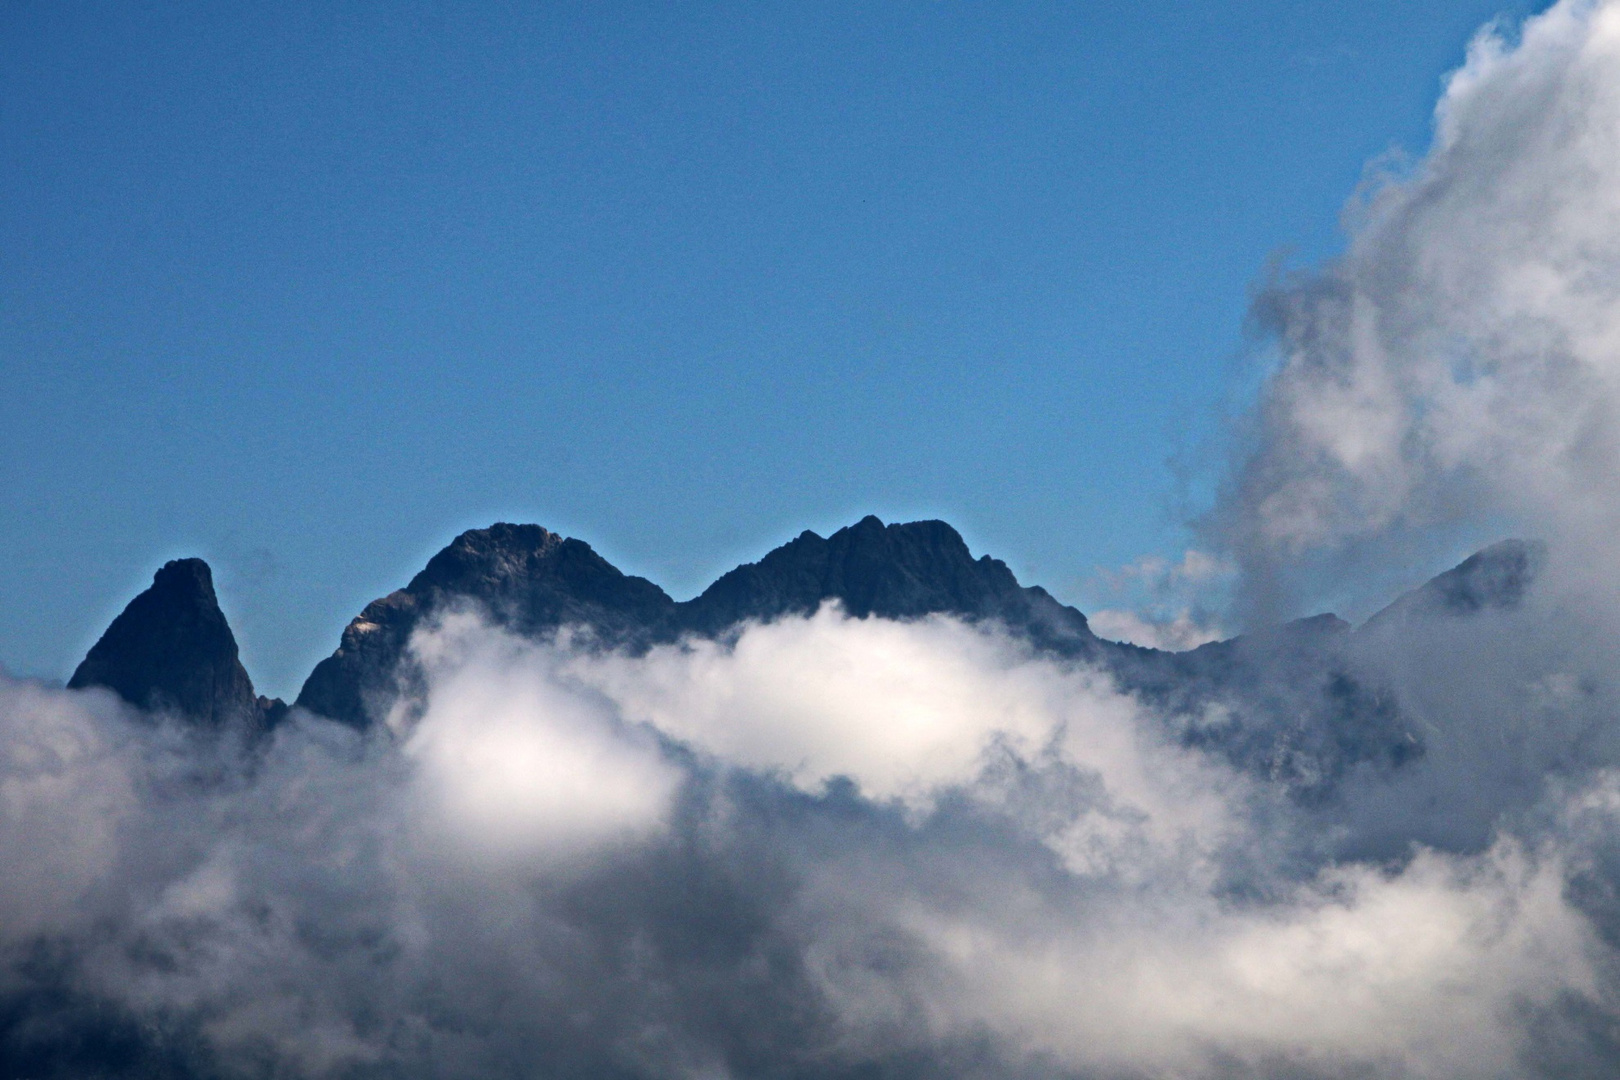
[69,558,275,727]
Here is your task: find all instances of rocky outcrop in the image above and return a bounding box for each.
[294,523,677,727]
[68,558,283,729]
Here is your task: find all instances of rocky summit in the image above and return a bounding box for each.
[294,522,674,727]
[676,515,1096,646]
[67,558,284,729]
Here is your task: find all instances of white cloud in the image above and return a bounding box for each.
[0,678,138,941]
[884,837,1597,1079]
[1085,548,1232,649]
[1220,0,1620,606]
[6,596,1617,1077]
[398,611,681,863]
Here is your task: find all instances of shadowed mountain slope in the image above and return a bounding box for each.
[1356,538,1547,637]
[1110,612,1417,800]
[67,558,283,728]
[678,515,1097,647]
[295,522,674,727]
[294,516,1100,728]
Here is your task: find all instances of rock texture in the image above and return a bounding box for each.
[68,558,284,728]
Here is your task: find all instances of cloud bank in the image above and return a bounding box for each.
[7,587,1620,1079]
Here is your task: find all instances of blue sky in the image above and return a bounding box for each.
[0,0,1538,697]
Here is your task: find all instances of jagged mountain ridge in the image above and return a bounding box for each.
[65,517,1542,800]
[296,516,1098,727]
[295,523,676,727]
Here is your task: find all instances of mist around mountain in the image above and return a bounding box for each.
[66,513,1429,809]
[5,512,1612,1080]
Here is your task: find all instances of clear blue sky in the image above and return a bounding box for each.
[0,1,1538,697]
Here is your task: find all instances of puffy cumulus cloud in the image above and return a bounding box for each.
[1214,0,1620,614]
[397,611,681,862]
[5,596,1620,1079]
[570,602,1241,872]
[0,678,139,942]
[822,837,1600,1079]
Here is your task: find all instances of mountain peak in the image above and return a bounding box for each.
[1358,538,1546,637]
[295,515,1100,727]
[675,516,1095,645]
[68,558,272,727]
[294,523,675,726]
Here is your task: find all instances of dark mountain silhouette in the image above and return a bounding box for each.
[677,515,1096,648]
[295,523,674,727]
[294,516,1099,727]
[67,558,284,729]
[70,518,1537,802]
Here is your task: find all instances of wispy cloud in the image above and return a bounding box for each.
[1210,0,1620,620]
